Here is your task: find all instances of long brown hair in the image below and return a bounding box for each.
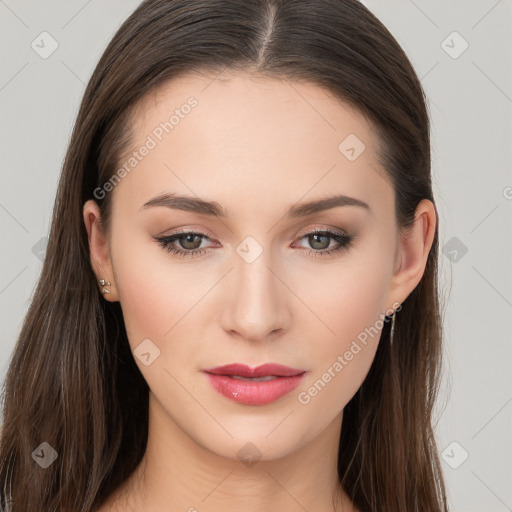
[0,1,449,510]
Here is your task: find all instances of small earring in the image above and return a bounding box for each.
[390,312,396,345]
[99,278,111,294]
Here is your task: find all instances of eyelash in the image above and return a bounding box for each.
[154,228,354,259]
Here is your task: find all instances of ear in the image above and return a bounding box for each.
[385,199,437,312]
[83,199,119,302]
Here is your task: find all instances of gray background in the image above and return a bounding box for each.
[1,1,511,510]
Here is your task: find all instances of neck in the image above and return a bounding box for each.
[103,392,357,512]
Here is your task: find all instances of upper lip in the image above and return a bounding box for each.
[203,363,305,378]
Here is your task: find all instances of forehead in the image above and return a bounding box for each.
[114,71,392,219]
[132,70,378,147]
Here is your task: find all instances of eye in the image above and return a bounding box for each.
[154,227,354,259]
[154,230,214,258]
[293,228,354,258]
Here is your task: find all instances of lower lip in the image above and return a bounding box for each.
[203,372,305,405]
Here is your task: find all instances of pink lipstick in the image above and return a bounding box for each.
[202,363,306,405]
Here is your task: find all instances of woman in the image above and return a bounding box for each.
[0,0,449,510]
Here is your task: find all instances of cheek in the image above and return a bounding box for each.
[111,227,217,394]
[295,249,390,350]
[111,230,193,358]
[295,261,390,411]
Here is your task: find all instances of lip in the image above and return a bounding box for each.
[203,363,305,378]
[202,363,306,405]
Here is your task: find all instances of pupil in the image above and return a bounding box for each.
[182,234,201,249]
[310,234,328,250]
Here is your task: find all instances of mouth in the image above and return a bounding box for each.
[202,363,307,405]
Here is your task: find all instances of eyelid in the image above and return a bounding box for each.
[295,224,349,239]
[158,224,349,242]
[156,226,216,239]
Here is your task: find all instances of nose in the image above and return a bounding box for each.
[220,248,291,343]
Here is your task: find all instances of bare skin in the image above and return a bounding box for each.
[84,71,436,512]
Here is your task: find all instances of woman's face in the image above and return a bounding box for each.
[85,71,418,462]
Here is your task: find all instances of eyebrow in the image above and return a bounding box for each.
[140,192,370,217]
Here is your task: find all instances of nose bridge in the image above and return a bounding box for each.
[222,238,289,341]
